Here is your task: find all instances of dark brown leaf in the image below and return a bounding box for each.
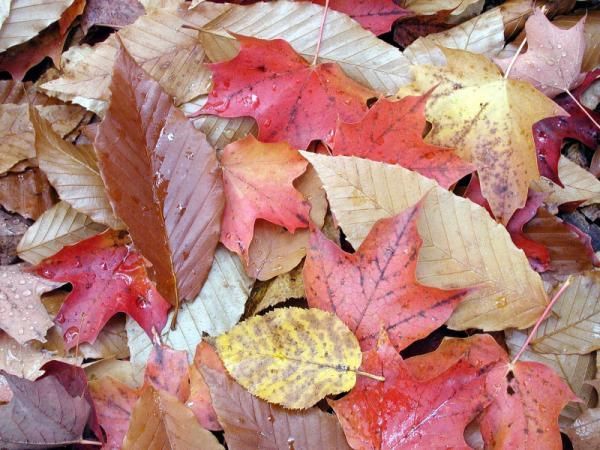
[0,168,58,220]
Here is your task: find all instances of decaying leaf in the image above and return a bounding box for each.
[215,307,361,409]
[202,366,351,450]
[0,168,58,220]
[127,246,253,368]
[123,386,224,450]
[143,344,190,402]
[398,47,566,223]
[17,201,105,266]
[95,46,224,305]
[80,0,145,33]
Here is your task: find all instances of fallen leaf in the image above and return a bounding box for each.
[220,135,310,260]
[85,358,141,388]
[0,263,61,344]
[126,246,252,368]
[187,342,224,431]
[331,95,474,188]
[17,201,105,266]
[495,9,585,97]
[30,107,122,230]
[305,206,467,352]
[246,263,305,316]
[202,365,352,450]
[314,0,411,35]
[393,8,453,48]
[95,46,224,305]
[199,34,374,149]
[80,0,145,33]
[403,0,483,19]
[123,386,224,450]
[143,344,190,402]
[481,361,577,449]
[553,11,600,72]
[566,380,600,449]
[0,80,55,105]
[303,153,548,330]
[397,47,566,223]
[330,333,505,450]
[78,315,129,359]
[0,370,91,449]
[498,0,576,39]
[0,0,75,52]
[215,307,361,409]
[33,229,170,349]
[0,209,28,265]
[0,168,58,220]
[195,1,411,95]
[0,0,9,28]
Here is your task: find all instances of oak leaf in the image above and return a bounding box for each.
[202,365,352,450]
[33,230,170,349]
[305,206,467,352]
[330,333,506,450]
[215,307,361,409]
[332,95,474,188]
[198,34,374,149]
[481,361,577,449]
[95,46,224,306]
[397,47,566,223]
[495,8,586,97]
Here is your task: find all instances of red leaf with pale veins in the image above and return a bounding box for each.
[330,334,503,450]
[220,135,310,260]
[303,205,467,352]
[332,96,474,188]
[481,361,578,450]
[187,342,226,431]
[95,46,224,306]
[33,230,169,349]
[393,9,453,47]
[144,344,190,402]
[313,0,412,35]
[197,35,374,149]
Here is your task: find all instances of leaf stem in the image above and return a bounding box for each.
[503,37,527,80]
[356,370,385,382]
[312,0,330,66]
[565,89,600,131]
[510,277,572,365]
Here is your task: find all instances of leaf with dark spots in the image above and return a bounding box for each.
[304,205,468,352]
[220,135,310,262]
[197,34,374,149]
[393,8,453,47]
[330,333,503,450]
[332,95,474,188]
[33,229,170,349]
[480,361,577,450]
[95,45,224,306]
[0,371,92,449]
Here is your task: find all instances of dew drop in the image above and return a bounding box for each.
[22,289,31,297]
[267,415,274,422]
[17,328,24,335]
[136,295,150,309]
[561,52,567,57]
[223,129,235,139]
[264,119,272,128]
[557,43,562,49]
[56,312,66,324]
[0,293,7,301]
[495,297,508,308]
[18,279,25,285]
[64,326,79,342]
[167,133,175,141]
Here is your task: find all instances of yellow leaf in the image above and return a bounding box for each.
[123,386,224,450]
[246,263,305,316]
[397,48,565,223]
[304,153,548,330]
[215,307,361,409]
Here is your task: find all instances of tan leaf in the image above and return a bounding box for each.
[403,8,505,66]
[196,1,411,95]
[17,201,105,265]
[533,156,600,208]
[505,329,595,425]
[0,0,75,52]
[246,166,327,281]
[0,0,10,29]
[30,107,122,230]
[123,386,224,450]
[404,0,484,19]
[530,272,600,355]
[566,381,600,449]
[246,263,305,316]
[85,359,142,388]
[304,153,547,330]
[127,246,253,368]
[40,6,218,115]
[0,168,57,220]
[0,208,29,265]
[79,315,129,359]
[498,0,576,39]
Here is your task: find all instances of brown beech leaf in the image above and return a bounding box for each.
[78,315,129,360]
[0,263,62,344]
[0,168,58,220]
[0,371,91,449]
[95,46,224,305]
[0,209,29,265]
[123,386,224,450]
[305,205,467,352]
[202,366,351,450]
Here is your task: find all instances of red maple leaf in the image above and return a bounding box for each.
[303,205,467,352]
[220,135,310,260]
[33,230,169,349]
[332,95,474,188]
[330,333,507,450]
[196,35,374,149]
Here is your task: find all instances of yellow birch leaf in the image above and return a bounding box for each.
[215,307,361,409]
[397,48,566,224]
